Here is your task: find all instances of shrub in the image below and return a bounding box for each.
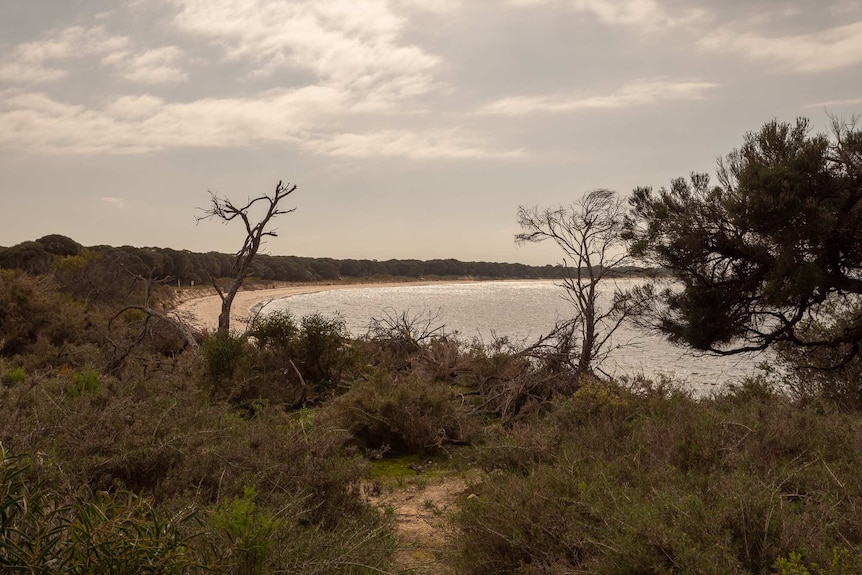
[202,330,249,385]
[0,449,70,572]
[247,310,298,349]
[460,336,578,423]
[210,485,281,575]
[67,369,100,398]
[774,548,862,575]
[322,372,478,455]
[0,448,200,574]
[452,380,862,574]
[367,308,445,355]
[203,313,355,408]
[2,366,26,386]
[0,270,89,361]
[297,312,349,388]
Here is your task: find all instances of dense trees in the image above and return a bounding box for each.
[625,117,862,365]
[0,240,567,285]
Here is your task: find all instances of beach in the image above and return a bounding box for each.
[173,281,444,332]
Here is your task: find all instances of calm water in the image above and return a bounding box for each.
[257,279,767,394]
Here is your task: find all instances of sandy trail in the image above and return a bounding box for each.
[173,281,453,332]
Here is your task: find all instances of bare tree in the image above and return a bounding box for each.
[196,181,297,332]
[107,269,200,373]
[516,189,634,376]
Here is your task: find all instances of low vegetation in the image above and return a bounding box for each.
[1,264,861,574]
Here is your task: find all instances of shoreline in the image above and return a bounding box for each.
[172,275,655,332]
[172,279,484,332]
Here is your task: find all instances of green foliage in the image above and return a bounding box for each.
[454,381,862,574]
[0,448,200,575]
[0,269,89,361]
[67,369,100,398]
[211,485,281,575]
[624,118,862,362]
[202,312,354,407]
[9,236,862,574]
[0,450,69,573]
[774,548,862,575]
[0,368,397,574]
[322,371,478,455]
[297,312,349,387]
[3,234,564,284]
[36,234,81,257]
[2,366,26,385]
[64,491,199,575]
[248,309,298,349]
[202,329,249,385]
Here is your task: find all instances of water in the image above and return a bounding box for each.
[258,279,767,394]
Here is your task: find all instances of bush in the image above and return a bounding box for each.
[322,372,478,455]
[773,548,862,575]
[460,336,580,424]
[452,381,862,574]
[297,312,350,388]
[203,313,354,408]
[202,330,249,385]
[210,485,281,575]
[2,366,26,386]
[0,270,90,362]
[0,370,398,574]
[67,369,100,398]
[0,448,200,574]
[248,310,298,349]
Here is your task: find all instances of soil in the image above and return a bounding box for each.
[367,471,475,574]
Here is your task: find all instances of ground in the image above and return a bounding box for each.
[366,456,477,574]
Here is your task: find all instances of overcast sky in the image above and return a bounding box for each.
[1,0,861,265]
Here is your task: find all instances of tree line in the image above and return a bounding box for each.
[0,233,611,286]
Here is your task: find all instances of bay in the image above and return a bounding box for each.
[258,279,767,394]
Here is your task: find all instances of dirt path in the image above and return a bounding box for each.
[368,472,474,574]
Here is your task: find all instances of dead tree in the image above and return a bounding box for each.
[107,271,200,374]
[516,189,636,376]
[196,180,297,332]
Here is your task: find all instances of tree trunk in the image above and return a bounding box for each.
[218,290,236,332]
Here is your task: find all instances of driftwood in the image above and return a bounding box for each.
[107,272,200,374]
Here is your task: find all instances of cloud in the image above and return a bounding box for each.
[478,78,719,115]
[120,47,188,85]
[699,20,862,73]
[806,96,862,108]
[509,0,706,31]
[0,26,129,85]
[170,0,439,105]
[0,61,66,84]
[0,88,516,159]
[301,129,523,159]
[393,0,461,14]
[101,197,125,208]
[0,24,189,87]
[0,87,344,154]
[509,1,862,73]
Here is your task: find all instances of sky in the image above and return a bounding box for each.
[1,0,861,266]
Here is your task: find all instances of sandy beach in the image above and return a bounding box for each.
[173,281,448,332]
